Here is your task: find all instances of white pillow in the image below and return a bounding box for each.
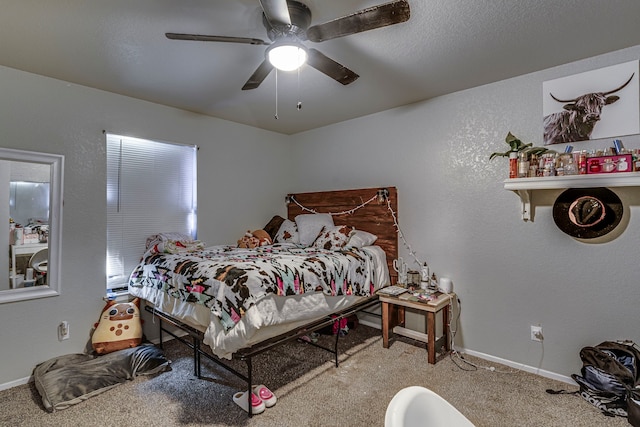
[313,225,353,251]
[275,219,300,244]
[295,214,334,246]
[346,229,378,248]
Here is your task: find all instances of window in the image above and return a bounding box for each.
[106,134,197,294]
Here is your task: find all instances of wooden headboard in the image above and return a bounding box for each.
[287,187,398,283]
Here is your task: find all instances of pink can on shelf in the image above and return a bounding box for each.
[586,154,633,174]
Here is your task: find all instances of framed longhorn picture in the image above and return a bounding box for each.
[542,60,639,145]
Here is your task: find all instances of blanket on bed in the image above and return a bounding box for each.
[128,243,378,331]
[34,344,170,412]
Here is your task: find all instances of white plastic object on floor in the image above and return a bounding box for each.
[385,386,475,427]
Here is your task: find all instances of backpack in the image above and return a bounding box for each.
[549,340,640,425]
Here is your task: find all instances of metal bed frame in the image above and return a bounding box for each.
[145,294,380,417]
[142,185,398,417]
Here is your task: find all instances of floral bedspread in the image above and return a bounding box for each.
[128,243,378,331]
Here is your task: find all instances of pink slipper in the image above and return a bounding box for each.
[232,390,265,414]
[253,384,277,407]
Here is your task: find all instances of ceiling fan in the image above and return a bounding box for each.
[165,0,411,90]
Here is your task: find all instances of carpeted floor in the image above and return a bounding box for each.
[0,325,628,427]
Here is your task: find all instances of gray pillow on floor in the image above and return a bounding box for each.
[33,344,170,412]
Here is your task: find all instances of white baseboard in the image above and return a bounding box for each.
[0,376,32,391]
[357,314,575,385]
[456,347,576,385]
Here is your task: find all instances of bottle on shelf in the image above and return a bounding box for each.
[517,152,529,178]
[509,152,518,178]
[563,154,578,175]
[578,151,587,174]
[542,153,556,176]
[555,154,565,176]
[528,154,539,177]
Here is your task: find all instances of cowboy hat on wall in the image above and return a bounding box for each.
[552,187,623,239]
[542,60,639,146]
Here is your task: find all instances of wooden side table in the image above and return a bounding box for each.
[379,291,455,364]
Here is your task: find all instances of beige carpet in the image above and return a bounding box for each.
[0,325,629,427]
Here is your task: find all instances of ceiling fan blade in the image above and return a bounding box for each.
[242,59,274,90]
[259,0,291,26]
[166,33,269,45]
[307,0,410,43]
[306,48,359,86]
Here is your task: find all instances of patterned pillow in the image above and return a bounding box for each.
[275,219,300,244]
[313,225,353,251]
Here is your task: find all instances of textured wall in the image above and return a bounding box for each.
[291,46,640,380]
[0,66,290,387]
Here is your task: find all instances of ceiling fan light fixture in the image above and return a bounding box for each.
[267,41,308,71]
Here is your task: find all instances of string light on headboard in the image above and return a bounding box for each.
[287,188,436,286]
[288,193,378,216]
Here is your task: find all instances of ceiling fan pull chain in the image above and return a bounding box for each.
[297,66,302,111]
[274,69,279,120]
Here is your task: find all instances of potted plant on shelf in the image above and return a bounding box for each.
[489,132,553,160]
[490,132,557,178]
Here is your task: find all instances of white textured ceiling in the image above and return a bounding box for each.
[2,1,640,135]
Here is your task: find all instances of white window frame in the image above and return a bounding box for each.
[106,133,197,295]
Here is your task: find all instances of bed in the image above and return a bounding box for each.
[128,186,398,415]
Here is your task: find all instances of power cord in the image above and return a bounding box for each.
[446,296,518,374]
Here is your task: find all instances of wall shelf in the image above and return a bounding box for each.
[504,172,640,221]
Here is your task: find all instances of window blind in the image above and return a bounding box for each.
[106,134,197,291]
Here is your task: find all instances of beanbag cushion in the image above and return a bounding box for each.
[34,344,170,412]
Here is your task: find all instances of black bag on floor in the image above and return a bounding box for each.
[629,388,640,427]
[571,341,640,420]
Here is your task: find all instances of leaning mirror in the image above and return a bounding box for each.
[0,148,63,303]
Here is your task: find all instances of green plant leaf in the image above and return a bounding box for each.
[490,132,552,161]
[505,132,519,145]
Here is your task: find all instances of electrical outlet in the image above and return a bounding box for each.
[530,325,543,342]
[58,321,70,341]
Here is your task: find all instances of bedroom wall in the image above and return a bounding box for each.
[290,45,640,381]
[0,66,290,388]
[1,44,639,390]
